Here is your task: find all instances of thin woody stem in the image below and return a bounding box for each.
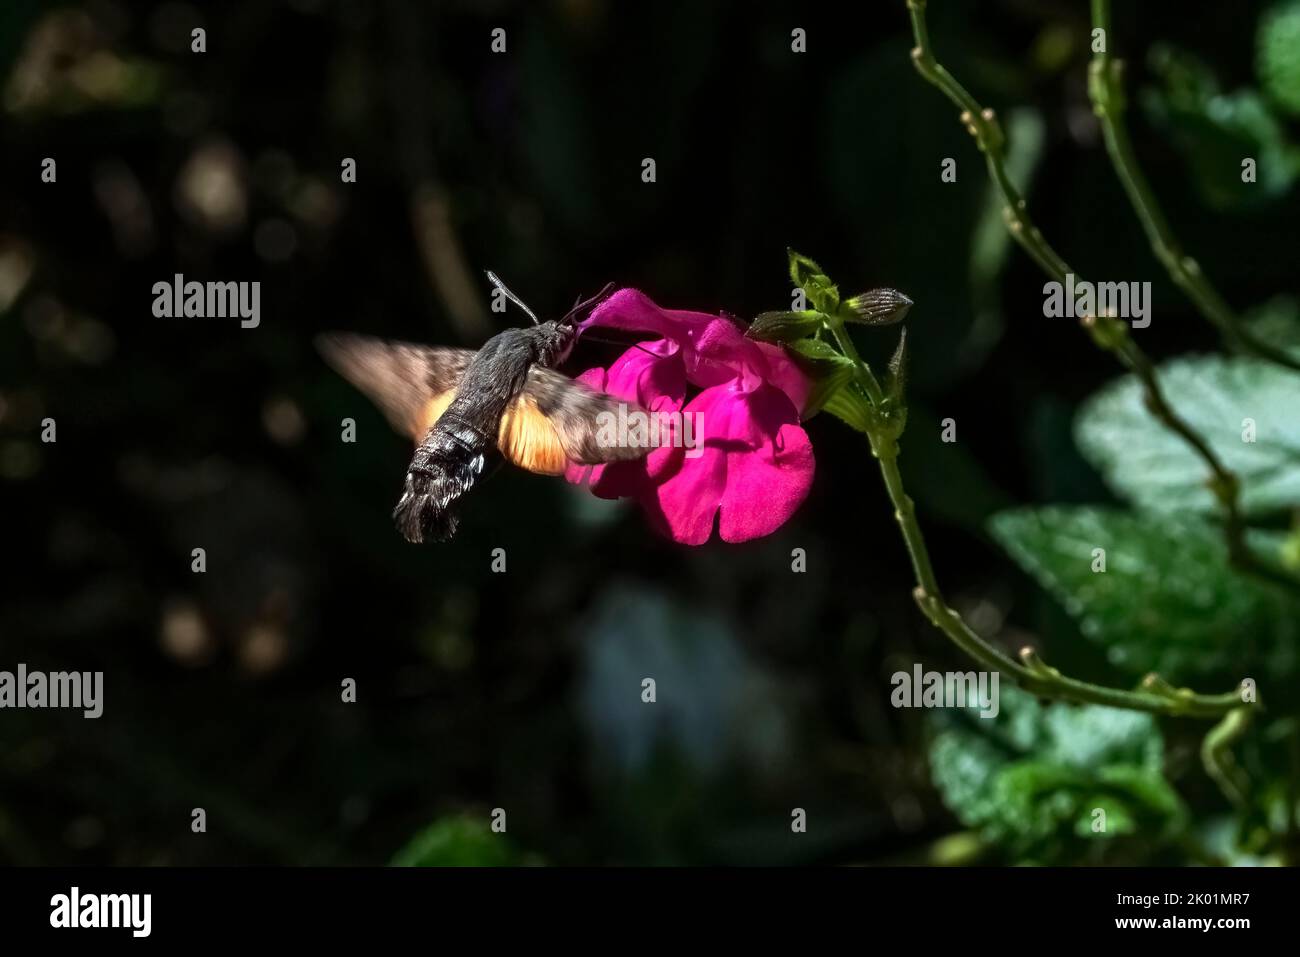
[1201,707,1254,809]
[904,0,1300,596]
[1088,0,1300,374]
[823,310,1249,719]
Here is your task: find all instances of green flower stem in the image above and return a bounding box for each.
[904,0,1300,596]
[827,324,885,407]
[1201,706,1253,809]
[906,1,1070,283]
[1088,0,1300,375]
[824,310,1249,719]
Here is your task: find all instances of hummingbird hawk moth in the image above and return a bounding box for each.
[317,274,655,544]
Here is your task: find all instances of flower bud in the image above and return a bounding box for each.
[747,310,823,343]
[844,288,913,326]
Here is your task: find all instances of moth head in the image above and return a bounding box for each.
[550,282,617,364]
[484,272,618,363]
[532,320,580,368]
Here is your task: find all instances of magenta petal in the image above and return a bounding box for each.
[693,325,812,414]
[602,338,686,412]
[642,442,728,546]
[582,289,702,341]
[751,341,813,416]
[584,289,745,386]
[717,420,814,543]
[688,316,763,390]
[584,288,812,402]
[571,288,816,544]
[564,340,687,489]
[641,381,813,544]
[578,434,687,501]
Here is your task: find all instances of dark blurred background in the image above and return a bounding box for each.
[1,0,1297,865]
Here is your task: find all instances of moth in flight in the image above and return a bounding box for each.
[317,275,655,543]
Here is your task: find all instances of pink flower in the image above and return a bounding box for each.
[567,288,815,545]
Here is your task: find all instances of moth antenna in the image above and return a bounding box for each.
[485,270,540,325]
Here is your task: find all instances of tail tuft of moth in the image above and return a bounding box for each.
[391,445,484,543]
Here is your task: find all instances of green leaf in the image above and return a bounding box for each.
[988,506,1296,678]
[1075,355,1300,517]
[391,815,533,867]
[745,310,823,343]
[929,686,1186,863]
[786,248,839,313]
[885,328,908,404]
[786,249,829,289]
[821,387,874,434]
[782,338,869,426]
[800,361,855,420]
[785,337,846,364]
[1142,45,1298,209]
[1244,296,1300,360]
[1258,1,1300,116]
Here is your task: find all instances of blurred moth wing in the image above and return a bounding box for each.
[518,366,655,468]
[315,333,474,441]
[316,332,655,526]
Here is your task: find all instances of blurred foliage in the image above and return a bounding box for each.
[990,507,1297,680]
[1075,355,1300,516]
[1142,44,1300,209]
[1,0,1299,868]
[1258,0,1300,115]
[391,814,534,867]
[1246,295,1300,357]
[929,687,1187,865]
